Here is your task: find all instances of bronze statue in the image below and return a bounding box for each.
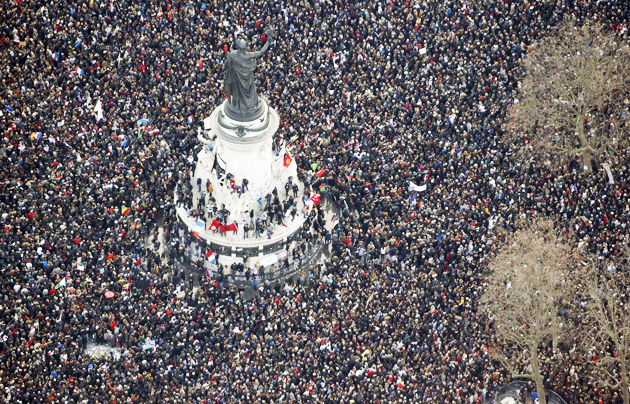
[223,28,276,121]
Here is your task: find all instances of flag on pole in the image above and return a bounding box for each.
[137,118,150,126]
[30,132,42,142]
[121,205,130,215]
[315,169,326,178]
[283,152,293,167]
[410,192,417,206]
[215,387,228,400]
[193,220,205,238]
[187,115,193,125]
[310,193,321,205]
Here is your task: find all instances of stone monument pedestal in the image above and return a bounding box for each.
[176,98,309,278]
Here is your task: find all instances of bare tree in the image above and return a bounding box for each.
[482,219,572,404]
[506,21,630,173]
[578,261,630,404]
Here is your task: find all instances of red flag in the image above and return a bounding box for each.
[283,153,293,167]
[310,193,321,205]
[209,219,221,232]
[315,169,326,178]
[205,250,213,258]
[219,223,237,233]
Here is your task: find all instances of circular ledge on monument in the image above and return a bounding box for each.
[211,98,279,145]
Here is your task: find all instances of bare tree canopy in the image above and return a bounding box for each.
[506,21,630,173]
[577,260,630,404]
[483,219,573,404]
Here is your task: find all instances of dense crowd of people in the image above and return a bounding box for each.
[1,0,629,403]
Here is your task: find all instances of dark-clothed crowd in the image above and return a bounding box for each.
[1,0,629,403]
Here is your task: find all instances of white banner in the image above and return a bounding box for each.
[409,181,427,192]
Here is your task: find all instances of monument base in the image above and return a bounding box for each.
[175,98,312,280]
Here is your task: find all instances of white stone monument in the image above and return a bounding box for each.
[175,31,310,277]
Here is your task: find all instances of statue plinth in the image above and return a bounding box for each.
[215,98,276,143]
[206,98,280,200]
[224,96,266,122]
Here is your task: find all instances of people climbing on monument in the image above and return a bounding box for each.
[292,183,299,198]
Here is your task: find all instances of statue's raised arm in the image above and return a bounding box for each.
[248,29,275,59]
[223,28,277,122]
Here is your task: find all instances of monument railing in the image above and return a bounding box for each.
[223,243,324,286]
[170,242,324,287]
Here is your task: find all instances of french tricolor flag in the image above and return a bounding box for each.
[187,115,193,125]
[205,250,217,264]
[193,220,205,238]
[75,67,84,76]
